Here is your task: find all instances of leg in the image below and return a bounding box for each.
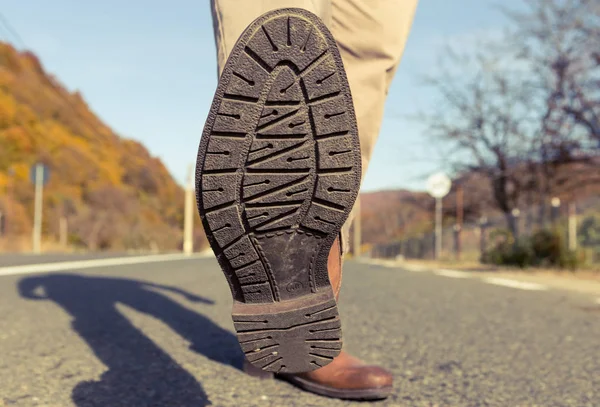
[203,0,418,400]
[333,0,419,255]
[211,0,332,75]
[279,0,420,400]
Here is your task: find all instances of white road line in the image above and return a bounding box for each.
[358,259,426,272]
[433,269,471,278]
[357,258,398,268]
[402,264,427,272]
[0,253,211,277]
[483,277,548,291]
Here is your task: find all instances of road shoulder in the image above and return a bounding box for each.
[359,258,600,297]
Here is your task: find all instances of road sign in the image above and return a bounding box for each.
[30,163,50,186]
[426,172,452,260]
[426,172,451,199]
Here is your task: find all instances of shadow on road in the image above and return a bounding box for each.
[18,273,244,407]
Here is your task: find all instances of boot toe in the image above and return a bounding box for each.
[353,365,393,389]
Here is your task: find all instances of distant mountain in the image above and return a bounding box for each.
[359,159,600,248]
[0,42,205,251]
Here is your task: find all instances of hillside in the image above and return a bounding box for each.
[360,189,432,245]
[0,42,205,252]
[359,161,600,250]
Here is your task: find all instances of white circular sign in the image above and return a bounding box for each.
[426,172,452,198]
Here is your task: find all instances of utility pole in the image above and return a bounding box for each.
[6,167,15,236]
[59,217,68,248]
[551,197,561,226]
[479,216,488,258]
[511,208,521,242]
[183,164,194,255]
[455,185,463,260]
[32,164,45,254]
[352,194,362,257]
[568,202,577,252]
[435,197,442,260]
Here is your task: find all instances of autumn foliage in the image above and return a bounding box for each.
[0,43,206,252]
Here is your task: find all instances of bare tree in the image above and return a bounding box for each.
[500,0,600,225]
[505,0,600,151]
[420,0,599,237]
[419,46,541,237]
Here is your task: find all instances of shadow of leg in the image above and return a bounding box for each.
[70,308,211,407]
[18,274,215,407]
[125,288,244,370]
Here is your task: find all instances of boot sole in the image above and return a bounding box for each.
[195,8,361,374]
[280,374,393,401]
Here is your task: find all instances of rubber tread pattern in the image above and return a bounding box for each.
[195,8,360,373]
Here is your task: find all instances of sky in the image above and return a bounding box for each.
[1,0,525,192]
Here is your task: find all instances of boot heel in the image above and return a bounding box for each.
[233,290,342,374]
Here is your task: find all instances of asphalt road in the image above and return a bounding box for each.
[0,256,598,407]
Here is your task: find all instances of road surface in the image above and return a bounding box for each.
[0,255,598,406]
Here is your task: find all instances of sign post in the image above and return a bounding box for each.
[426,172,451,260]
[568,202,577,252]
[30,163,50,254]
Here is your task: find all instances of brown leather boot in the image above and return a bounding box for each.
[244,237,393,400]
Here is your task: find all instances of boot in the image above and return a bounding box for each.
[196,6,392,399]
[198,7,358,374]
[244,238,394,401]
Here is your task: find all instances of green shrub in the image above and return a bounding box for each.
[579,215,600,265]
[506,239,534,268]
[579,214,600,247]
[481,237,533,268]
[482,228,583,270]
[530,229,562,267]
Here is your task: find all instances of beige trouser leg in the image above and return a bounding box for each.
[331,0,418,254]
[211,0,331,76]
[210,0,418,254]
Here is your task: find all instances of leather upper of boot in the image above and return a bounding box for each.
[289,351,393,390]
[283,238,393,391]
